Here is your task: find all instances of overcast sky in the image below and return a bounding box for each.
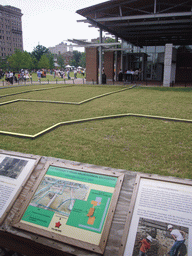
[1,0,107,52]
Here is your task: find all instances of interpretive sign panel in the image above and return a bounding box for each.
[0,152,40,225]
[119,174,192,256]
[13,161,124,254]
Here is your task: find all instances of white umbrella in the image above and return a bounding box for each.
[77,66,82,69]
[66,65,71,68]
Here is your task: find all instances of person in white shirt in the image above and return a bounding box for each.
[167,224,185,256]
[9,71,13,84]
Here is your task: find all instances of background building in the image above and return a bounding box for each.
[76,0,192,86]
[49,42,73,55]
[0,5,23,58]
[49,42,68,55]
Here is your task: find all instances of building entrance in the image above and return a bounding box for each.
[122,53,147,81]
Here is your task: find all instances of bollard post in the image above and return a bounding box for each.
[30,78,32,85]
[3,80,4,86]
[47,79,49,84]
[83,78,84,84]
[92,79,94,85]
[64,79,66,84]
[73,79,74,84]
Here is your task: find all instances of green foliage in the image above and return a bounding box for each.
[104,37,121,48]
[31,45,54,70]
[57,55,65,69]
[0,56,9,71]
[7,49,33,71]
[38,55,50,69]
[70,51,82,67]
[79,52,86,68]
[31,55,38,70]
[46,52,55,70]
[105,38,116,43]
[21,51,33,70]
[2,44,86,71]
[31,45,49,62]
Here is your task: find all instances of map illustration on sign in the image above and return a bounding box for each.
[67,189,112,233]
[14,163,124,253]
[29,176,89,217]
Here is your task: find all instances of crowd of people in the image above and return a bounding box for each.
[0,69,32,85]
[4,71,17,84]
[50,68,85,80]
[0,68,86,85]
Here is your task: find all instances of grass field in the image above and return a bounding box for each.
[0,84,191,179]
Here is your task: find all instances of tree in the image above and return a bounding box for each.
[70,50,82,67]
[46,52,55,70]
[30,55,38,70]
[7,49,23,71]
[38,55,50,69]
[21,51,33,70]
[7,49,33,71]
[0,56,9,71]
[57,54,65,69]
[105,37,121,48]
[31,45,49,62]
[79,52,86,68]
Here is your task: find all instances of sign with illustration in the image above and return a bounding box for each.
[13,162,124,254]
[0,151,40,225]
[119,174,192,256]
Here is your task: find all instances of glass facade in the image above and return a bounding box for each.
[122,41,166,81]
[122,41,192,82]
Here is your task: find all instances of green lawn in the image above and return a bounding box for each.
[0,85,191,179]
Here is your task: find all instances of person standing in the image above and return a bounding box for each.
[167,224,185,256]
[37,70,41,81]
[5,71,10,84]
[118,69,123,81]
[138,235,152,256]
[74,69,77,79]
[67,70,70,80]
[9,71,13,84]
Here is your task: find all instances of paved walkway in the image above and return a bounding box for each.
[0,78,191,89]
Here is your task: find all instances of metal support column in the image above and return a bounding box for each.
[154,0,157,14]
[115,36,118,81]
[99,29,103,84]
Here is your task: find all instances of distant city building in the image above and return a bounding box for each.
[49,42,74,55]
[49,42,68,54]
[0,5,23,58]
[68,44,73,52]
